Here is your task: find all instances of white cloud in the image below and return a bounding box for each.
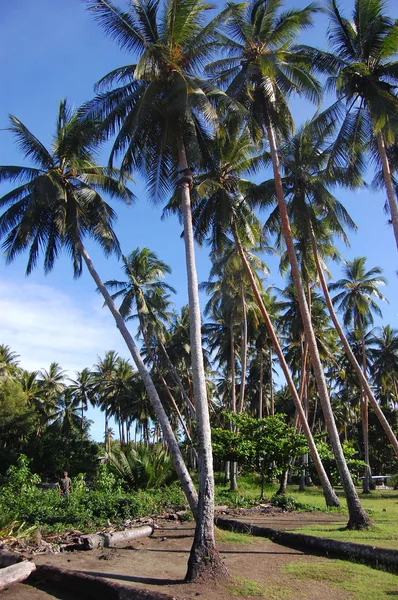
[0,279,131,375]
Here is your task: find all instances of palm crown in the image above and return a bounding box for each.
[0,99,134,276]
[84,0,232,197]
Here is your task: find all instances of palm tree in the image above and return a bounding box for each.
[0,344,20,380]
[371,325,398,403]
[83,0,234,577]
[320,0,398,249]
[209,0,370,527]
[69,368,96,452]
[104,249,193,444]
[0,100,198,516]
[260,120,398,461]
[330,257,389,492]
[188,118,340,506]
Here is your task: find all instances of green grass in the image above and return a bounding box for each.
[228,577,266,597]
[283,558,398,599]
[216,527,253,545]
[290,490,398,549]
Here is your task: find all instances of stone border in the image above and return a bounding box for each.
[29,564,184,600]
[215,517,398,572]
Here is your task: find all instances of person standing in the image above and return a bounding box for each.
[59,471,72,498]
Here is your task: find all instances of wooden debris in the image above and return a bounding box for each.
[0,561,36,591]
[80,524,154,550]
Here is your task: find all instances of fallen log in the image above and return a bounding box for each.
[0,561,36,591]
[80,524,154,550]
[215,517,398,573]
[30,564,184,600]
[0,549,26,567]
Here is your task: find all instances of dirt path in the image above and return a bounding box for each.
[1,514,354,600]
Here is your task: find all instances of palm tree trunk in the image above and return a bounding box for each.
[266,119,370,528]
[177,137,227,581]
[230,321,238,491]
[309,225,398,457]
[231,222,340,507]
[269,348,274,416]
[259,349,264,419]
[376,132,398,250]
[238,280,248,413]
[361,335,371,494]
[78,242,198,517]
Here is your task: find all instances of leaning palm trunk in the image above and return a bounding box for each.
[266,121,370,527]
[177,137,227,581]
[309,225,398,457]
[78,242,198,517]
[376,132,398,250]
[231,222,340,507]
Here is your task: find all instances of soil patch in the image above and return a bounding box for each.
[0,513,356,600]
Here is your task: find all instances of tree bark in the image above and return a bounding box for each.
[259,349,264,419]
[376,131,398,250]
[79,243,198,517]
[177,137,227,582]
[238,280,248,413]
[266,120,370,528]
[309,225,398,457]
[231,222,340,508]
[0,562,36,591]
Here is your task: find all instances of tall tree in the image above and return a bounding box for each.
[209,0,368,525]
[319,0,398,249]
[187,117,340,506]
[260,120,398,462]
[330,257,388,492]
[0,101,198,517]
[83,0,234,578]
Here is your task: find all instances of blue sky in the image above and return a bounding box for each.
[1,0,397,441]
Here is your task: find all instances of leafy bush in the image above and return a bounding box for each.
[270,493,298,511]
[106,443,178,490]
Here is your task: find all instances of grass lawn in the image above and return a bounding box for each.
[215,475,398,549]
[283,558,398,600]
[290,487,398,549]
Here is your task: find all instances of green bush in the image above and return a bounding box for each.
[270,493,298,511]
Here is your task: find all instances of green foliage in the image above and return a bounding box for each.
[213,414,308,493]
[0,455,185,533]
[316,439,367,485]
[270,493,298,512]
[106,443,178,490]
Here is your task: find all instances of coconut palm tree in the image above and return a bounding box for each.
[371,325,398,404]
[83,0,235,576]
[0,344,20,380]
[104,248,194,448]
[209,1,370,526]
[260,120,398,461]
[184,117,340,506]
[0,100,198,516]
[319,0,398,249]
[69,367,96,452]
[330,257,389,492]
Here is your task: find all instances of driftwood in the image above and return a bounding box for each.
[30,564,184,600]
[0,561,36,591]
[80,524,154,550]
[215,517,398,573]
[0,549,26,567]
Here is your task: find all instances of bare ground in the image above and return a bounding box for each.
[0,510,355,600]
